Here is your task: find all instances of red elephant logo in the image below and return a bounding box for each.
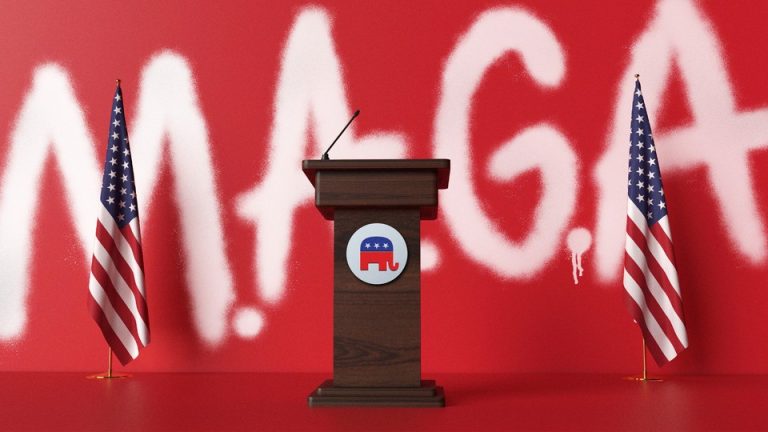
[360,236,399,271]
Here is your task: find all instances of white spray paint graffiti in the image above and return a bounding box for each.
[566,228,592,285]
[0,65,99,340]
[434,8,578,279]
[1,2,767,346]
[234,7,406,305]
[0,53,236,345]
[131,52,235,345]
[594,0,768,281]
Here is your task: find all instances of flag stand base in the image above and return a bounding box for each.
[87,373,130,380]
[623,376,663,382]
[624,337,663,382]
[86,347,130,380]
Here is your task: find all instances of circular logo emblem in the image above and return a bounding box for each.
[346,223,408,285]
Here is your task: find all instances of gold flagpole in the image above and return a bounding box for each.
[626,333,662,382]
[107,348,113,378]
[87,346,129,379]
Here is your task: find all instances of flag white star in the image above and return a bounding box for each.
[112,119,121,127]
[114,106,122,114]
[112,132,119,140]
[636,102,644,110]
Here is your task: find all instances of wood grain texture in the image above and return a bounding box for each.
[302,159,450,220]
[308,379,445,407]
[333,208,421,388]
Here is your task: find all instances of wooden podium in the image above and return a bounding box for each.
[302,159,450,407]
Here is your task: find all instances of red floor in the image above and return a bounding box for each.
[1,372,767,431]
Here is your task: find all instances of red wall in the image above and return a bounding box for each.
[1,0,767,374]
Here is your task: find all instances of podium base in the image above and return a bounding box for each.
[308,379,445,407]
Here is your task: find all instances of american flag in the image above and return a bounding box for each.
[88,82,150,365]
[623,77,688,366]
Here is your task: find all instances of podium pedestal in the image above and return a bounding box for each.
[308,380,445,407]
[303,159,450,408]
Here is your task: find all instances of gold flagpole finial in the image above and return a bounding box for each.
[634,74,640,79]
[116,79,121,86]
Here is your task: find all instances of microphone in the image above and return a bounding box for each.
[321,109,360,160]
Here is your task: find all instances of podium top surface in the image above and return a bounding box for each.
[302,159,450,189]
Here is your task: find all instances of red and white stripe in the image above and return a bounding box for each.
[623,199,688,365]
[88,206,149,365]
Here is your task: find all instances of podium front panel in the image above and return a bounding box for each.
[333,208,421,388]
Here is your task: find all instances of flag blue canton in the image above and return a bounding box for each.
[627,80,668,226]
[360,236,392,251]
[100,86,138,228]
